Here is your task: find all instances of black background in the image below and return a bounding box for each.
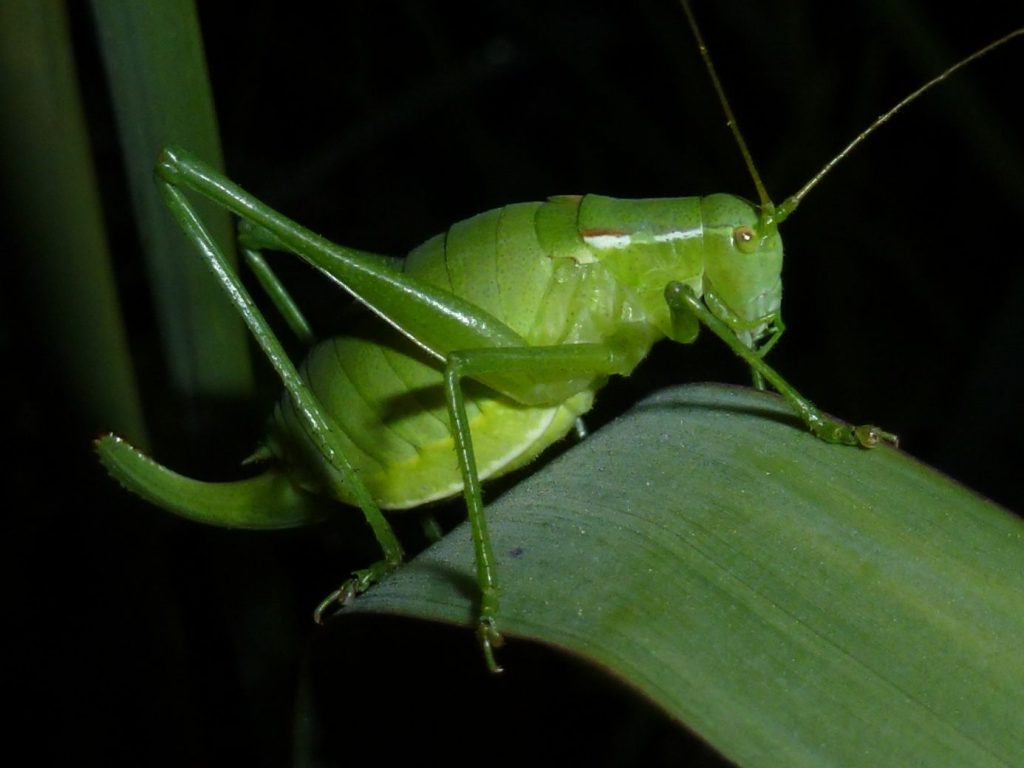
[6,1,1023,765]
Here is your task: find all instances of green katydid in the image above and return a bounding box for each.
[96,2,1024,672]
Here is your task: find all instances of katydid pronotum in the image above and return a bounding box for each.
[97,2,1023,672]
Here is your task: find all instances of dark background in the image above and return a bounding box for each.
[6,1,1023,765]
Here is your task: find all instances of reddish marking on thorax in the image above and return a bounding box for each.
[579,227,630,238]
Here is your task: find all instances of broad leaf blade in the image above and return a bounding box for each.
[350,384,1024,767]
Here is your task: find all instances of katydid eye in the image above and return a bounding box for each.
[733,226,757,253]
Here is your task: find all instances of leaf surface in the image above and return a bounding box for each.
[351,384,1024,767]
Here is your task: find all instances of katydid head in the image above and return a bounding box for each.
[699,194,783,347]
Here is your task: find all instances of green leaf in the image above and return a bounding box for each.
[349,383,1024,768]
[90,0,253,400]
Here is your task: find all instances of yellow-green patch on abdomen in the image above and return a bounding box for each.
[356,389,592,510]
[270,333,594,511]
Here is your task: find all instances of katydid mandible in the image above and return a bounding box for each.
[97,3,1024,672]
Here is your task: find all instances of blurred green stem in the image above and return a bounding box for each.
[90,0,253,406]
[0,0,147,446]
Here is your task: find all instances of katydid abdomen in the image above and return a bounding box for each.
[266,192,780,509]
[270,332,593,509]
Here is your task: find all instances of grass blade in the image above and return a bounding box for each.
[90,0,252,400]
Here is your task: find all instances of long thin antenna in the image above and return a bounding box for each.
[680,0,774,215]
[776,26,1024,223]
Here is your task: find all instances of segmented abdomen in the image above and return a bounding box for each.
[268,199,613,509]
